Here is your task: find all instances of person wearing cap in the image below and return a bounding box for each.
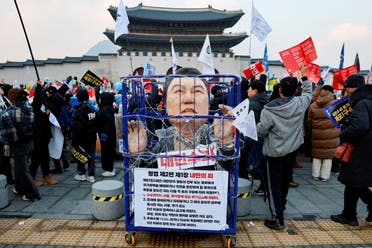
[331,74,372,226]
[257,65,312,230]
[308,85,340,182]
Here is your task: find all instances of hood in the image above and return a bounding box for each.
[251,92,270,105]
[315,90,334,107]
[100,92,115,106]
[264,96,303,119]
[349,85,372,107]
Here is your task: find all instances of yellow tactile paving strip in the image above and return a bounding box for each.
[0,217,370,247]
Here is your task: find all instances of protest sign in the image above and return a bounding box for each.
[242,61,265,79]
[332,64,358,90]
[81,70,103,87]
[323,96,352,128]
[279,37,317,74]
[134,168,228,231]
[306,63,321,83]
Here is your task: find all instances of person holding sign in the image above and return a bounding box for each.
[331,74,372,226]
[127,67,236,171]
[257,65,312,230]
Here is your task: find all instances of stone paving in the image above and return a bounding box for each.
[0,154,371,247]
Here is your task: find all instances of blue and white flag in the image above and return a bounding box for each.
[114,0,130,42]
[339,43,345,69]
[170,37,178,74]
[251,5,272,42]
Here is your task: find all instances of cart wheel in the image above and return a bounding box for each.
[124,232,136,245]
[226,236,236,248]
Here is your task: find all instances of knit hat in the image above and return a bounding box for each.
[322,85,334,93]
[344,74,365,88]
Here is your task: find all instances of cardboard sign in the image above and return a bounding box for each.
[279,37,317,74]
[323,96,352,128]
[306,63,321,84]
[134,168,228,231]
[81,70,103,87]
[332,64,359,90]
[242,61,265,79]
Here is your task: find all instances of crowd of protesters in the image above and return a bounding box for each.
[0,67,371,229]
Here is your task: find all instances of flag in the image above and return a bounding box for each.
[198,34,215,75]
[114,0,130,42]
[354,53,360,73]
[263,43,269,72]
[366,64,372,85]
[251,5,272,42]
[321,66,330,79]
[170,37,178,74]
[339,43,344,69]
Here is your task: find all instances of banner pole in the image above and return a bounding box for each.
[14,0,40,81]
[126,38,134,75]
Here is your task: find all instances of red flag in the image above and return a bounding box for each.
[306,63,321,84]
[242,61,265,79]
[279,37,317,74]
[332,64,358,90]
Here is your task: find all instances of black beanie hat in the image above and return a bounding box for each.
[344,74,365,88]
[322,85,334,93]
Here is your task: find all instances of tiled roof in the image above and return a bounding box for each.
[108,4,244,26]
[0,55,99,68]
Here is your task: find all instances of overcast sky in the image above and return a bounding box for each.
[1,0,372,70]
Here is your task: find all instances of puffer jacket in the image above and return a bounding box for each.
[308,90,340,159]
[338,85,372,187]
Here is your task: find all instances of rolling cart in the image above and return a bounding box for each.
[121,74,242,247]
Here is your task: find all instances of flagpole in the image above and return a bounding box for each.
[126,37,134,75]
[248,0,254,62]
[14,0,40,81]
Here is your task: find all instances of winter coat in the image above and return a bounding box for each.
[257,79,312,157]
[96,92,116,150]
[308,90,340,159]
[338,85,372,187]
[71,102,97,149]
[31,84,52,144]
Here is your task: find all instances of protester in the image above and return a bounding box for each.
[308,85,340,182]
[331,74,372,226]
[245,78,269,196]
[44,86,70,173]
[0,85,13,184]
[96,92,116,177]
[5,88,41,201]
[30,81,57,186]
[127,67,236,171]
[72,87,97,182]
[257,65,312,230]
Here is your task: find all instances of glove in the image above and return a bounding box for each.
[3,145,10,157]
[100,133,108,142]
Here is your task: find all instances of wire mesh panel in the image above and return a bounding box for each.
[121,73,242,242]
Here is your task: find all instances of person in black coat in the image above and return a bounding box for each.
[96,92,116,176]
[30,81,57,185]
[72,87,97,183]
[331,74,372,226]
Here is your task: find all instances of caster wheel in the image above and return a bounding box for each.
[226,236,236,248]
[124,232,136,245]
